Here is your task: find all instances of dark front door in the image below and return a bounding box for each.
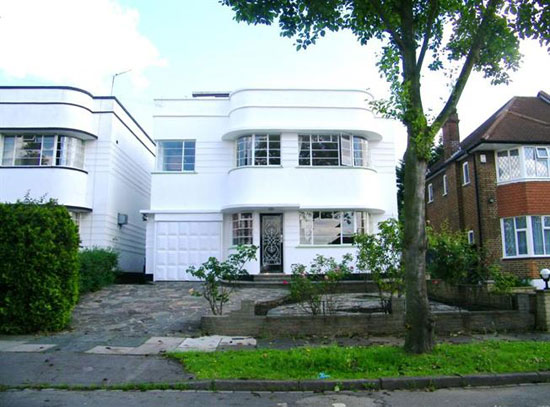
[260,214,283,273]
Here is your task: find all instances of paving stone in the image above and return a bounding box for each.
[3,344,56,352]
[218,336,256,347]
[128,337,184,355]
[85,346,134,355]
[177,336,225,352]
[0,340,27,352]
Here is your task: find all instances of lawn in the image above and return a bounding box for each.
[167,341,550,380]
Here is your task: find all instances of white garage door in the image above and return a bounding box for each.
[153,221,222,281]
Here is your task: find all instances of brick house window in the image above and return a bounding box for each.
[467,230,475,244]
[427,183,434,203]
[442,174,448,196]
[462,161,470,185]
[496,146,550,183]
[501,215,550,257]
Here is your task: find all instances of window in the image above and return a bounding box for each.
[157,140,195,172]
[462,161,470,185]
[232,213,253,245]
[502,215,550,257]
[1,134,84,169]
[427,183,434,203]
[236,134,280,167]
[299,211,369,245]
[525,146,549,177]
[442,174,448,196]
[298,134,369,167]
[496,146,550,182]
[497,149,520,181]
[467,230,475,245]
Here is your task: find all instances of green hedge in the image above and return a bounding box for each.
[79,248,118,294]
[0,199,80,334]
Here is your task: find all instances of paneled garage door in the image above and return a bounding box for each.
[153,221,222,281]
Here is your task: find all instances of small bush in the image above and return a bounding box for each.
[78,248,119,294]
[0,198,80,334]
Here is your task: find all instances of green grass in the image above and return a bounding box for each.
[167,341,550,380]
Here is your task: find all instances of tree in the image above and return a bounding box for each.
[220,0,549,353]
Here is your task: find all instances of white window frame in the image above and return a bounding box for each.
[427,183,434,203]
[467,230,475,245]
[442,174,448,196]
[299,210,370,246]
[235,134,281,167]
[298,133,370,168]
[232,213,253,245]
[462,161,470,185]
[496,146,550,184]
[156,139,196,172]
[501,215,550,258]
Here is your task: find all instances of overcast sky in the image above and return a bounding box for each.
[0,0,548,160]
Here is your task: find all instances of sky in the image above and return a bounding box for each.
[0,0,549,160]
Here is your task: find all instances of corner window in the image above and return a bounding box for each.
[232,213,253,245]
[462,161,470,185]
[299,211,369,245]
[298,134,369,167]
[1,134,84,169]
[236,134,280,167]
[427,183,434,203]
[501,215,550,257]
[496,146,550,183]
[442,174,448,196]
[467,230,475,245]
[157,140,195,172]
[525,146,549,178]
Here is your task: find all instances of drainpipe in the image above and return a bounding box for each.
[472,153,483,248]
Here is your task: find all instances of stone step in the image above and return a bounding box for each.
[253,273,291,282]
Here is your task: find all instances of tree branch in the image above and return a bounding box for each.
[431,0,500,133]
[416,0,439,71]
[369,0,406,51]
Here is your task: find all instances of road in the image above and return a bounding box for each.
[2,384,550,407]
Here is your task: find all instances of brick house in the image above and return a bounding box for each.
[426,91,550,284]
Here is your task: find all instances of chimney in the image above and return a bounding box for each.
[442,110,460,160]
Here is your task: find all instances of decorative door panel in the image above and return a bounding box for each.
[260,214,283,273]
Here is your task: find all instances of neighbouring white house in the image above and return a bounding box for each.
[0,86,155,273]
[143,88,398,281]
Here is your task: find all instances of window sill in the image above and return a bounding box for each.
[462,182,470,186]
[497,178,550,186]
[502,255,550,260]
[296,244,354,248]
[296,166,376,172]
[228,165,283,173]
[151,171,197,174]
[0,165,88,174]
[428,200,434,204]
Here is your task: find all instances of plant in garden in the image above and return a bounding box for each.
[221,0,550,353]
[186,245,257,315]
[0,198,80,333]
[354,218,404,310]
[78,247,119,294]
[290,254,353,315]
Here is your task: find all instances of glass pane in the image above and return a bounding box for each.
[236,136,252,167]
[340,135,352,166]
[503,218,516,257]
[313,211,341,244]
[298,135,311,165]
[353,136,368,167]
[341,211,354,243]
[544,216,550,228]
[537,147,548,158]
[1,136,15,165]
[517,230,528,255]
[299,212,312,244]
[311,135,339,166]
[524,147,536,177]
[545,229,550,255]
[536,159,549,177]
[497,151,509,180]
[532,216,544,255]
[509,149,520,179]
[515,216,526,229]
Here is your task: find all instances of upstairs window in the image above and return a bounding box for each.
[497,149,520,181]
[525,147,549,178]
[1,134,84,169]
[497,146,550,182]
[232,213,253,245]
[427,183,434,203]
[236,134,280,167]
[462,161,470,185]
[298,134,370,167]
[442,174,448,196]
[157,140,195,172]
[299,211,369,245]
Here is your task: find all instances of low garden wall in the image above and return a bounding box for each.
[201,297,535,337]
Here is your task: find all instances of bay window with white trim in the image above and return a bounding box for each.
[298,134,370,167]
[236,134,280,167]
[299,211,369,245]
[501,215,550,257]
[496,146,550,183]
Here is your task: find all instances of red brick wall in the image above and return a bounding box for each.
[426,162,461,232]
[497,181,550,217]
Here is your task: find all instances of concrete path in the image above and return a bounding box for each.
[2,384,550,407]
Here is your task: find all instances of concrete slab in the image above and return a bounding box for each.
[128,337,184,355]
[177,336,224,352]
[85,346,134,355]
[219,336,256,347]
[0,340,27,352]
[3,344,56,352]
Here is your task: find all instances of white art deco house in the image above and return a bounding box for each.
[144,88,398,281]
[0,86,155,272]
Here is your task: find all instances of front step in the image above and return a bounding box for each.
[253,273,291,282]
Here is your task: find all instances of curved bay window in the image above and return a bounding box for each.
[299,134,369,167]
[299,211,369,245]
[1,134,85,169]
[236,134,280,167]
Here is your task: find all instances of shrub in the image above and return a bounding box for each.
[290,254,353,315]
[0,198,80,333]
[78,248,119,294]
[187,245,257,315]
[354,218,404,308]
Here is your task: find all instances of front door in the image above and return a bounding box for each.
[260,214,283,273]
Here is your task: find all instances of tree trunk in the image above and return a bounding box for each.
[402,132,434,354]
